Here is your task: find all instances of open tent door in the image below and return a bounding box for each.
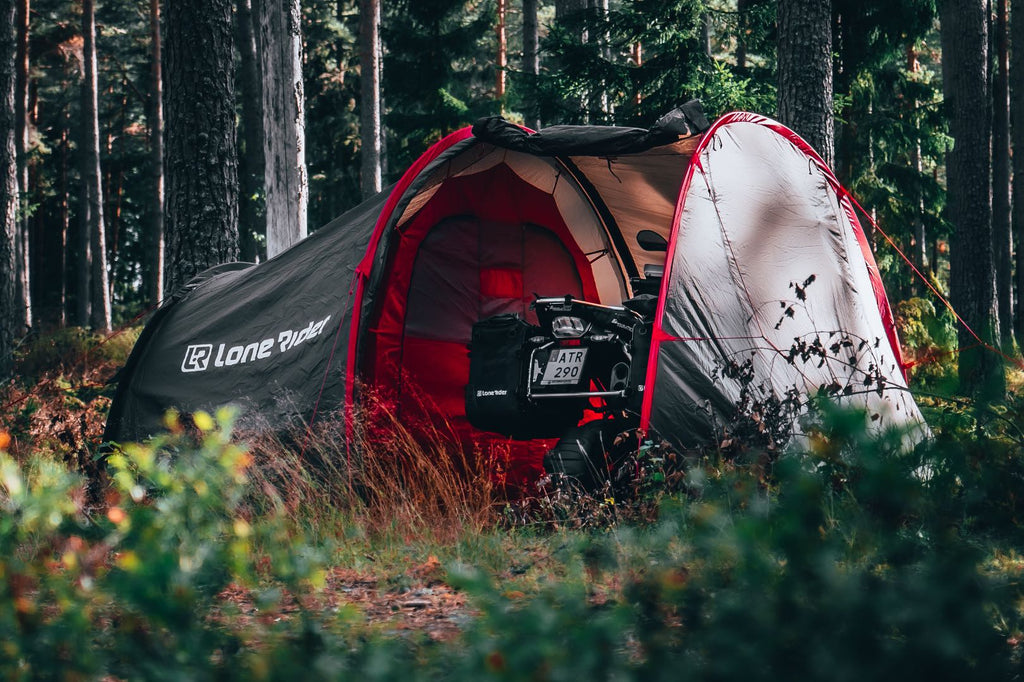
[358,152,619,484]
[642,113,924,448]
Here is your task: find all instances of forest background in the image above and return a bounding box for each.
[0,0,1020,400]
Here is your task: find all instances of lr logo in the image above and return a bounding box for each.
[181,344,213,373]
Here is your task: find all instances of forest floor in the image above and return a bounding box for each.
[0,327,553,641]
[218,564,473,642]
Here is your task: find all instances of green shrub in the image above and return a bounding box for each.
[449,409,1021,681]
[12,326,141,383]
[2,404,1023,680]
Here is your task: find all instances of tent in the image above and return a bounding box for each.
[105,103,924,482]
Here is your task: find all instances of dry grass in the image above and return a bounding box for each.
[240,389,504,542]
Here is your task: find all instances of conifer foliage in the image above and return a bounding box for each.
[0,0,1021,395]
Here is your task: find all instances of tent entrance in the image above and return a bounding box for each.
[398,217,585,419]
[359,160,617,480]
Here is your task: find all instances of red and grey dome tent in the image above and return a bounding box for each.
[105,103,924,477]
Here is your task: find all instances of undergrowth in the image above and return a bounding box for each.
[0,326,139,482]
[2,391,1024,678]
[3,327,1024,678]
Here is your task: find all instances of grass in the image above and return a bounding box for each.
[3,327,1024,678]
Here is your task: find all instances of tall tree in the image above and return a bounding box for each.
[522,0,540,129]
[1014,0,1024,345]
[497,0,507,103]
[359,0,382,198]
[907,43,928,284]
[555,0,587,29]
[164,0,239,292]
[586,0,611,120]
[1,0,18,377]
[736,0,751,74]
[148,0,164,305]
[777,0,834,166]
[940,0,1004,399]
[15,0,29,330]
[236,0,266,262]
[384,0,495,169]
[259,0,307,257]
[81,0,110,331]
[992,0,1012,350]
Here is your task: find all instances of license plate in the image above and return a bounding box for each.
[540,348,588,385]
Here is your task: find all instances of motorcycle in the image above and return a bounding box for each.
[465,292,657,489]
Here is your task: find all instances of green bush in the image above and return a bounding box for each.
[451,408,1022,680]
[12,326,141,383]
[2,405,1023,680]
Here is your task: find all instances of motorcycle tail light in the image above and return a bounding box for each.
[551,316,589,339]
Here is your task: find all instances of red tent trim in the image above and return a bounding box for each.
[344,127,475,420]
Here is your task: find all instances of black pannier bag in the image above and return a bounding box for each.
[465,313,585,439]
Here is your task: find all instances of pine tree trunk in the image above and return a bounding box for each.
[359,0,382,198]
[1013,0,1024,345]
[15,0,29,331]
[236,0,266,261]
[777,0,834,167]
[147,0,164,305]
[164,0,239,292]
[259,0,307,257]
[82,0,110,332]
[992,0,1013,350]
[57,108,68,327]
[497,0,507,103]
[0,0,18,377]
[585,0,610,120]
[555,0,587,26]
[907,43,928,289]
[736,0,750,75]
[73,156,90,326]
[940,0,1004,399]
[522,0,540,130]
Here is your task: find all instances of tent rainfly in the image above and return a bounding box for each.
[105,103,925,484]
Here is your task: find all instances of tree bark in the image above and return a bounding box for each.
[236,0,266,261]
[0,0,19,377]
[164,0,239,292]
[57,106,68,327]
[1013,0,1024,345]
[359,0,382,198]
[147,0,165,305]
[777,0,835,167]
[82,0,110,332]
[940,0,1004,399]
[555,0,587,28]
[736,0,750,74]
[907,44,928,289]
[497,0,507,103]
[259,0,307,257]
[992,0,1013,350]
[585,0,610,120]
[15,0,29,331]
[522,0,540,130]
[73,153,90,326]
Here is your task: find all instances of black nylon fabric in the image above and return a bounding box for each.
[104,190,390,442]
[472,101,709,157]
